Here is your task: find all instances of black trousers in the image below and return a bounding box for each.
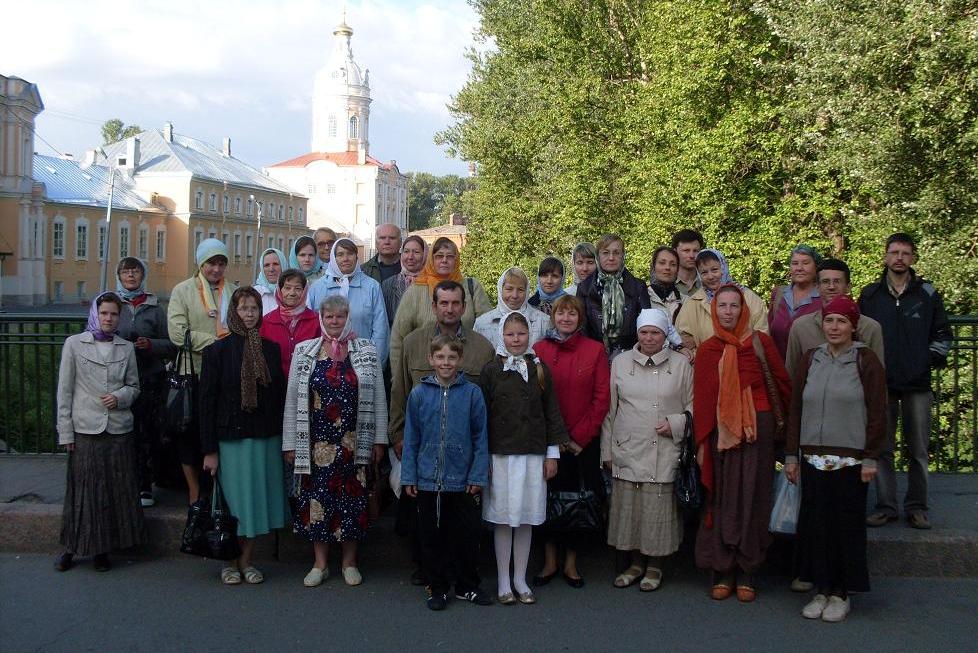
[417,490,482,594]
[132,383,162,493]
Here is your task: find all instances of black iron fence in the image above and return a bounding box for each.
[1,312,975,471]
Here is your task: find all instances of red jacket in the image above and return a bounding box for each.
[259,308,322,379]
[534,332,611,448]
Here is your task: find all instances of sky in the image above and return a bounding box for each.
[1,0,479,175]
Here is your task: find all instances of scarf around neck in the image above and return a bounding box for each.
[226,297,272,411]
[275,284,310,329]
[597,265,626,347]
[413,245,463,287]
[319,310,357,373]
[194,238,231,336]
[86,292,118,342]
[325,238,361,298]
[711,284,756,451]
[115,259,148,302]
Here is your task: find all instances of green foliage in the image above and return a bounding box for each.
[439,0,978,313]
[406,172,474,231]
[101,118,142,146]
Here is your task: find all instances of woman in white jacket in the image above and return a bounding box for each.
[474,267,549,350]
[55,292,143,573]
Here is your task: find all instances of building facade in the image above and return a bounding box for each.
[266,17,407,255]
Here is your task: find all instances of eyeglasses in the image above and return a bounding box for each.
[317,240,335,249]
[120,269,142,276]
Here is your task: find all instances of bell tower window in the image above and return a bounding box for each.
[349,116,358,139]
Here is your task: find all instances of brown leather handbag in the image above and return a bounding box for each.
[752,333,786,441]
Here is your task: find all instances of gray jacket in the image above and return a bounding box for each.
[116,294,176,383]
[57,332,140,444]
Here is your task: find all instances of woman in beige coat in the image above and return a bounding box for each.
[167,238,238,502]
[602,309,693,592]
[675,249,767,351]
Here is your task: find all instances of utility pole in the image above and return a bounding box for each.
[99,163,116,293]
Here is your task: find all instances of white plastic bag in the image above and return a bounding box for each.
[769,468,800,534]
[388,448,402,499]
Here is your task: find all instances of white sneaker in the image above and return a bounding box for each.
[802,594,828,619]
[821,595,851,622]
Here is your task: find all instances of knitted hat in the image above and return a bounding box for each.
[823,295,860,328]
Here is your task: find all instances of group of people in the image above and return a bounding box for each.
[54,223,952,623]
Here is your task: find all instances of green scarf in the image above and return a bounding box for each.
[597,267,625,349]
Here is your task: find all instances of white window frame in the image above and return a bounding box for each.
[138,224,149,259]
[97,221,108,262]
[52,216,66,259]
[209,193,217,212]
[76,280,86,299]
[118,221,130,258]
[155,226,167,261]
[195,191,203,210]
[247,197,254,217]
[234,196,242,215]
[245,232,253,259]
[233,232,241,257]
[298,208,304,223]
[208,228,217,240]
[223,194,230,214]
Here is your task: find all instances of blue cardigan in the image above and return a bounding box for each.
[401,373,489,492]
[307,269,390,365]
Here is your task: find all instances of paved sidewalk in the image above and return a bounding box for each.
[2,455,977,576]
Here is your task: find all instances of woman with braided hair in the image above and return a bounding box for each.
[199,286,287,585]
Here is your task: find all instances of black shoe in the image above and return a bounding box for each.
[410,567,427,586]
[93,554,112,572]
[54,552,74,572]
[455,587,494,606]
[426,588,448,611]
[532,569,558,587]
[563,572,585,589]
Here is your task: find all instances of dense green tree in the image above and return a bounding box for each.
[101,118,142,145]
[406,172,474,230]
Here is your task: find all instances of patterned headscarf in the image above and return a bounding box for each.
[324,238,361,299]
[86,292,121,342]
[597,248,626,349]
[696,248,735,301]
[195,238,231,336]
[226,287,271,412]
[255,247,287,293]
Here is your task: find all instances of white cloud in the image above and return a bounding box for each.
[2,0,478,174]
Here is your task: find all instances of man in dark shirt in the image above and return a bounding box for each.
[362,224,402,284]
[858,233,952,530]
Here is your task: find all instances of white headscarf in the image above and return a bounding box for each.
[496,267,531,318]
[495,312,538,383]
[325,238,361,299]
[636,308,683,348]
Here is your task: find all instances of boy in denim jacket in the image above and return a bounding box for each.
[402,335,491,610]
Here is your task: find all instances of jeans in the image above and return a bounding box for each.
[417,490,482,595]
[873,390,932,516]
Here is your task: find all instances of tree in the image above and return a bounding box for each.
[406,172,474,231]
[101,118,142,145]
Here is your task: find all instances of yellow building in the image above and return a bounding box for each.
[0,73,310,307]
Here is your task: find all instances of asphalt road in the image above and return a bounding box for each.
[2,552,977,653]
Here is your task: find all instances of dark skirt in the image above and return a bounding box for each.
[695,411,775,575]
[795,459,870,593]
[537,439,605,548]
[61,433,145,556]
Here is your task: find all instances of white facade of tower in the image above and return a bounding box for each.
[311,20,371,154]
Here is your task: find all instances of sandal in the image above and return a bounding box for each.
[242,566,264,584]
[221,567,242,585]
[711,572,735,600]
[736,584,756,603]
[614,565,644,588]
[640,567,662,592]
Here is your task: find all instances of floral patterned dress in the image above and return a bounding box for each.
[292,357,369,542]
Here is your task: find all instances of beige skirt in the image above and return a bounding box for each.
[607,479,682,557]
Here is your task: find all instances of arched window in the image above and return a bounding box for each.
[349,116,358,139]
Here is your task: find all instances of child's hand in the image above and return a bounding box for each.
[543,459,558,480]
[467,485,482,495]
[404,485,417,498]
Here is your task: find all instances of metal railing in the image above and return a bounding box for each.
[0,312,975,471]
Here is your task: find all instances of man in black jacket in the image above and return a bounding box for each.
[858,233,952,530]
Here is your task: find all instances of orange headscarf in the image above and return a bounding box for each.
[413,238,463,287]
[711,284,756,451]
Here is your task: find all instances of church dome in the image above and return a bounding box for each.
[315,18,368,95]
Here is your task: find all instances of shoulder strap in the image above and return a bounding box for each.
[751,331,766,363]
[771,285,785,312]
[467,276,475,300]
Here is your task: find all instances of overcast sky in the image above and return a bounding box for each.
[2,0,478,175]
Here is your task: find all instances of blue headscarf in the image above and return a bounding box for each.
[87,292,120,342]
[255,247,287,292]
[535,256,566,303]
[115,258,148,302]
[696,248,734,301]
[289,236,323,279]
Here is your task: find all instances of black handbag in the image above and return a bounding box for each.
[543,457,605,535]
[179,497,212,557]
[164,330,196,439]
[674,411,703,510]
[205,478,242,561]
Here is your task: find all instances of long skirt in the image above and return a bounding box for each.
[60,432,145,556]
[795,459,870,593]
[608,480,682,557]
[218,437,288,539]
[484,454,548,527]
[695,411,775,575]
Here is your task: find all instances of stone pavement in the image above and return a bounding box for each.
[1,455,977,577]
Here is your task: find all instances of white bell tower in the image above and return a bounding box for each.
[311,16,371,154]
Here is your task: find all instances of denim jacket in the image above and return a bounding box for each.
[401,373,489,492]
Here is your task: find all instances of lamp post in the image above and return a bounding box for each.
[253,196,263,280]
[99,157,116,293]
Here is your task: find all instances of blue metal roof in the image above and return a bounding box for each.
[32,154,151,211]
